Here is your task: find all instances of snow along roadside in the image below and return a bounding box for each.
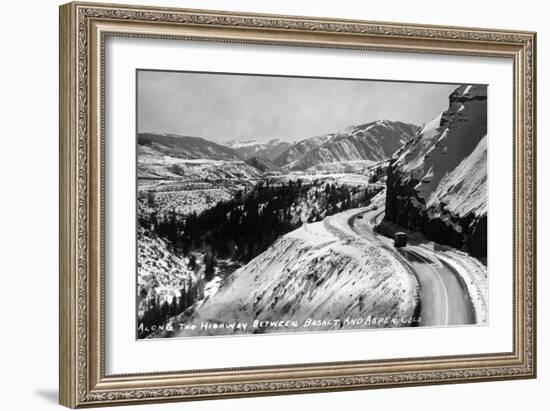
[321,208,420,322]
[435,250,488,324]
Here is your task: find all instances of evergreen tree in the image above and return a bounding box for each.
[146,191,155,208]
[168,207,177,244]
[150,296,160,325]
[170,295,178,316]
[188,255,196,270]
[160,300,169,320]
[179,283,188,312]
[187,284,196,306]
[204,254,216,282]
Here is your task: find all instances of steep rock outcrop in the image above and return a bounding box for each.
[384,85,487,258]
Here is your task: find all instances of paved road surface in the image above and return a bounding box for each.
[349,205,474,326]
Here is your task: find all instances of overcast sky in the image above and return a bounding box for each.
[137,70,459,143]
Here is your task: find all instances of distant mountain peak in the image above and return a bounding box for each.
[221,139,291,161]
[273,120,419,171]
[224,140,261,149]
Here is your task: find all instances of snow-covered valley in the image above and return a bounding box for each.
[138,143,262,219]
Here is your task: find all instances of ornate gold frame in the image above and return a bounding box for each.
[59,2,536,408]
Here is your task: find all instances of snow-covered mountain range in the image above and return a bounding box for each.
[273,121,419,171]
[385,84,487,257]
[143,120,418,173]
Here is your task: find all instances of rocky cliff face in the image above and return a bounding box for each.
[384,85,487,258]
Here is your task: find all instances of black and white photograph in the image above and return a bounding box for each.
[136,70,488,339]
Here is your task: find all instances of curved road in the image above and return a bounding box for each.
[349,205,474,327]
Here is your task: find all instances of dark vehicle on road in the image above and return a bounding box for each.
[394,232,408,247]
[357,215,364,219]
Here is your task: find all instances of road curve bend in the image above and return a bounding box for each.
[349,206,475,327]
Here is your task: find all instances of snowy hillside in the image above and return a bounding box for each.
[139,133,241,161]
[137,226,197,316]
[138,144,261,181]
[245,156,276,171]
[304,160,378,174]
[274,120,418,171]
[138,143,261,218]
[428,135,487,218]
[385,84,487,257]
[224,139,290,161]
[155,208,419,337]
[272,134,335,167]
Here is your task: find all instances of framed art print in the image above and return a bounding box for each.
[59,2,536,408]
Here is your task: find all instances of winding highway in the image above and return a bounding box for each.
[348,202,475,327]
